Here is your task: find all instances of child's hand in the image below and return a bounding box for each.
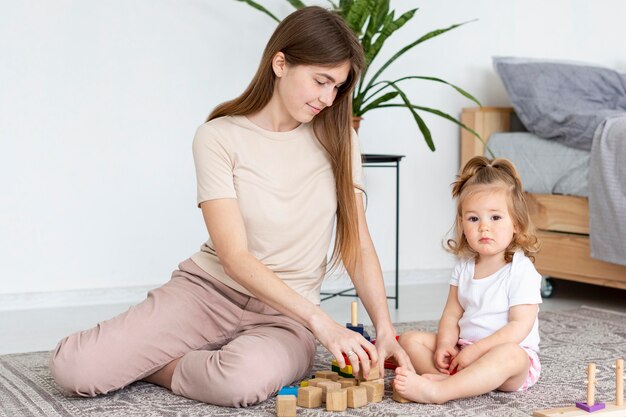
[449,343,482,372]
[434,345,459,374]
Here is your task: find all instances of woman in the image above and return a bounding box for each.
[50,6,412,407]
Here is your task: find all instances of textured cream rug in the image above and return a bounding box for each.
[1,306,625,416]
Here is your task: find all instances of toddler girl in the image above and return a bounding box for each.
[394,156,542,403]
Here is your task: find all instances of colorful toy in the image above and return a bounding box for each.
[277,385,299,397]
[331,359,354,378]
[347,301,370,341]
[533,359,626,417]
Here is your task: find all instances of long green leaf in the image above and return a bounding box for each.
[360,0,389,55]
[344,0,371,36]
[337,0,354,18]
[364,76,481,108]
[366,9,417,65]
[234,0,280,22]
[357,91,399,115]
[376,103,494,157]
[366,20,476,92]
[356,10,393,98]
[386,82,434,150]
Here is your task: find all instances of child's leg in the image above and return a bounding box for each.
[394,342,530,404]
[398,331,440,375]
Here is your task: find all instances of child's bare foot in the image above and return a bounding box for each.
[394,367,443,404]
[422,373,449,381]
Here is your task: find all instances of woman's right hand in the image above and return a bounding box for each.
[434,344,459,374]
[309,313,378,379]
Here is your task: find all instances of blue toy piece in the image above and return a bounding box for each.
[277,385,299,397]
[346,323,371,341]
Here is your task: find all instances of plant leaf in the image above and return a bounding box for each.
[344,0,371,36]
[376,103,494,157]
[361,0,389,54]
[338,0,354,18]
[234,0,281,22]
[358,91,399,115]
[386,82,434,151]
[367,8,417,65]
[366,20,476,91]
[366,75,481,107]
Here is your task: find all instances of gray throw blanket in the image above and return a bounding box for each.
[589,114,626,266]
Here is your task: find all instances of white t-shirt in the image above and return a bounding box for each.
[190,115,364,305]
[449,251,542,352]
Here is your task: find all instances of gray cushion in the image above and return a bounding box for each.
[493,56,626,151]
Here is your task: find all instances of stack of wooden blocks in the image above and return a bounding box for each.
[276,302,410,416]
[276,364,387,416]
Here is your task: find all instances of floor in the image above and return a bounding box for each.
[1,278,625,355]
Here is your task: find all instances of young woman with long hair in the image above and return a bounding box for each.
[50,6,412,407]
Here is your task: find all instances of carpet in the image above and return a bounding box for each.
[1,306,625,417]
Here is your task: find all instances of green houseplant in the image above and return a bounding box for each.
[235,0,484,151]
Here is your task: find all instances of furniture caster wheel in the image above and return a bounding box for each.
[540,277,554,298]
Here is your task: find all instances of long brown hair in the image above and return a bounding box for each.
[446,156,540,263]
[208,6,365,272]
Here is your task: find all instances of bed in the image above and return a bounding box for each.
[460,106,626,296]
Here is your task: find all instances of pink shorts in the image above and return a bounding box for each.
[457,339,541,391]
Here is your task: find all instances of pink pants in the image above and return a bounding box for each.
[49,259,316,407]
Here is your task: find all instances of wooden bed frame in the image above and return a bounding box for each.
[460,107,626,293]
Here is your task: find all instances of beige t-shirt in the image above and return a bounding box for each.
[190,115,364,304]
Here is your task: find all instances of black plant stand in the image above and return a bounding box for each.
[320,154,404,309]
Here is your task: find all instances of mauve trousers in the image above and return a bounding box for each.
[49,259,316,407]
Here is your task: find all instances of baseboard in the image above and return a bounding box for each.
[0,285,156,311]
[0,268,452,311]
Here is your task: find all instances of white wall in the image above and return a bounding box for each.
[1,0,625,295]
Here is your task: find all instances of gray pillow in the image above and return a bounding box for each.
[493,56,626,151]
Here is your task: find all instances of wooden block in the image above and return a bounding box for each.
[356,360,380,381]
[326,388,348,412]
[317,380,341,403]
[347,386,368,408]
[297,386,322,408]
[276,395,296,417]
[307,378,328,387]
[360,379,384,403]
[338,378,357,388]
[299,380,309,387]
[315,370,339,381]
[392,386,411,403]
[533,403,626,417]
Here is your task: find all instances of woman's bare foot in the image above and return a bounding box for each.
[394,367,443,404]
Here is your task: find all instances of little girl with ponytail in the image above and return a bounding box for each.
[394,156,543,404]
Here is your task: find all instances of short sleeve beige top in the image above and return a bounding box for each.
[190,115,364,305]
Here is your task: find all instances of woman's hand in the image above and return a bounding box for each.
[434,344,459,374]
[310,314,377,379]
[373,332,415,374]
